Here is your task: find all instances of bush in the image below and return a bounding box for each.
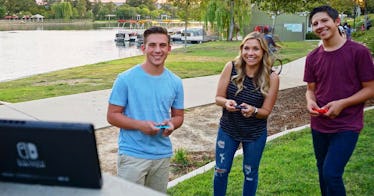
[172,148,190,166]
[305,32,319,40]
[352,28,374,56]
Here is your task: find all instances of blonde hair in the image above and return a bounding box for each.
[231,31,273,96]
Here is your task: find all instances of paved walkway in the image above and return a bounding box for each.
[0,57,306,129]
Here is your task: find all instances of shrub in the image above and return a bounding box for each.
[172,148,190,166]
[352,28,374,56]
[305,32,319,40]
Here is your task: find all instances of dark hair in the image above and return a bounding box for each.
[309,5,339,23]
[143,26,170,44]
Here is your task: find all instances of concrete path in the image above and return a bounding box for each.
[0,57,306,129]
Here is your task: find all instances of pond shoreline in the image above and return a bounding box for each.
[0,19,118,31]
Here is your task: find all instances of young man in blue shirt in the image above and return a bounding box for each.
[107,26,184,193]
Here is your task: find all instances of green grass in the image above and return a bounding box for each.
[167,109,374,195]
[0,40,318,103]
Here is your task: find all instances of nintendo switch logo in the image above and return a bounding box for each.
[16,142,46,168]
[17,142,38,160]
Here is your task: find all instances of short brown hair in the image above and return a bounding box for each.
[143,26,170,44]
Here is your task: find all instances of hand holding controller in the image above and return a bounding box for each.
[155,125,170,129]
[312,108,328,114]
[235,105,246,110]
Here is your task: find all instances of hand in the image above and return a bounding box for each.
[141,121,161,135]
[307,102,320,117]
[240,104,254,118]
[224,99,239,112]
[324,100,344,119]
[160,120,175,137]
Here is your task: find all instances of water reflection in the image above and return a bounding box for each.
[0,21,119,31]
[0,22,184,82]
[0,29,144,82]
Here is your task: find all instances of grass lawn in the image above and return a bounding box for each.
[167,109,374,195]
[0,40,318,103]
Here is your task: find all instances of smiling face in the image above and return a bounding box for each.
[241,38,264,68]
[311,12,341,41]
[141,33,171,67]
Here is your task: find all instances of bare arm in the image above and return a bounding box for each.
[306,82,320,116]
[215,62,238,111]
[162,108,184,137]
[107,104,159,135]
[240,72,279,119]
[254,72,280,119]
[107,104,184,136]
[215,62,280,118]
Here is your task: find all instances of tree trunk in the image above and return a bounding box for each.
[228,0,234,41]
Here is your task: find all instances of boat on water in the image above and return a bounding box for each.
[179,28,218,44]
[114,27,217,46]
[114,30,143,44]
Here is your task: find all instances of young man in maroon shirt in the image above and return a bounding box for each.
[304,5,374,196]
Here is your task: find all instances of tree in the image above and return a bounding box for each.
[367,0,374,13]
[116,4,136,20]
[206,0,252,41]
[1,0,39,15]
[159,2,178,19]
[76,0,87,18]
[169,0,202,47]
[0,4,6,18]
[85,0,92,12]
[126,0,157,11]
[51,1,73,19]
[92,0,103,19]
[329,0,354,19]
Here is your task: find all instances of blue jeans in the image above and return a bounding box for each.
[312,129,359,196]
[213,127,267,196]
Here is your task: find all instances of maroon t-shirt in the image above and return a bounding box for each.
[304,40,374,133]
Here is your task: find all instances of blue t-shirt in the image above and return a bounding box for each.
[109,64,184,159]
[304,40,374,133]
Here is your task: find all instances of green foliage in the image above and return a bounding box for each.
[51,2,73,20]
[126,0,156,11]
[352,22,374,56]
[253,0,327,14]
[1,0,39,16]
[330,0,355,14]
[205,0,252,41]
[0,5,6,18]
[168,0,202,22]
[305,32,319,40]
[172,148,190,166]
[76,0,87,18]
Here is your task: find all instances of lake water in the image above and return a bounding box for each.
[0,27,183,82]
